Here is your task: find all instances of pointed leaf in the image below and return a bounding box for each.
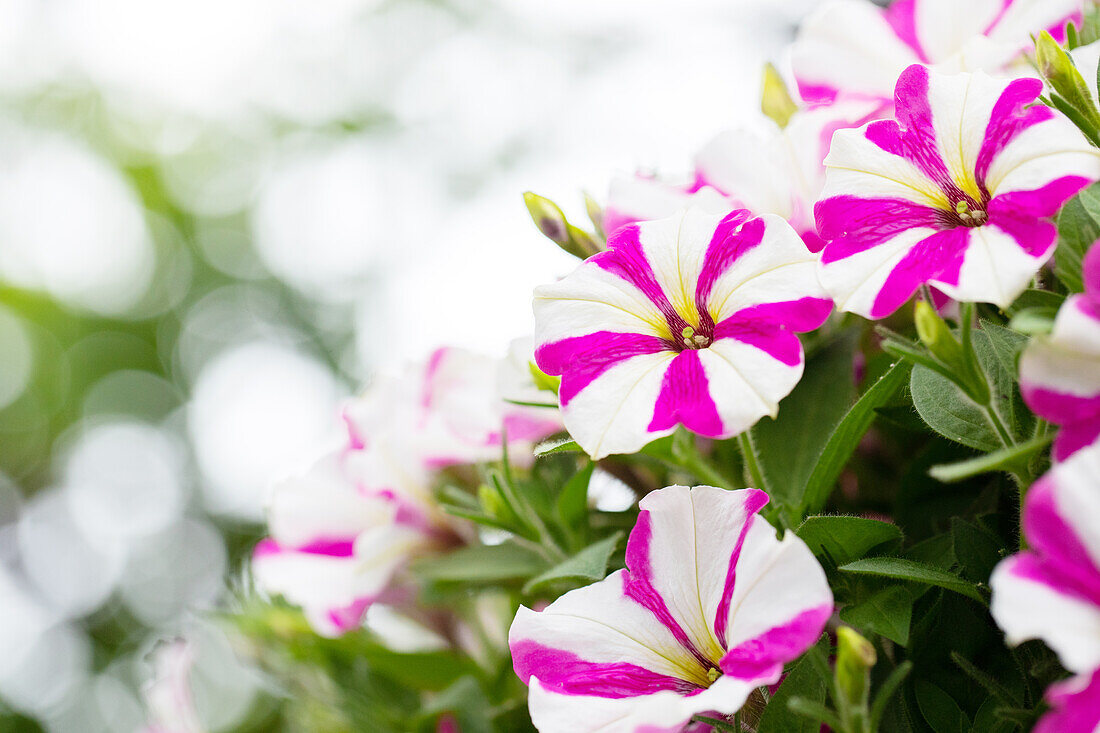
[523,532,623,594]
[796,515,903,567]
[839,586,913,646]
[839,558,986,604]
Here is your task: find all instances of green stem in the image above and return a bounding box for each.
[984,403,1015,448]
[680,448,736,489]
[737,432,768,493]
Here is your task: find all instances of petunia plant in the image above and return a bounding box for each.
[208,5,1100,733]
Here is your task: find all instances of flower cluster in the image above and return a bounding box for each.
[233,3,1100,733]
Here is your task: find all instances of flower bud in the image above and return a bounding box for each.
[761,63,798,129]
[1035,31,1100,129]
[836,626,877,708]
[524,192,602,259]
[914,300,965,366]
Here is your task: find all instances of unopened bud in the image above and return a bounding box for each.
[914,300,965,367]
[1035,31,1100,127]
[836,626,877,707]
[761,63,799,129]
[524,192,602,259]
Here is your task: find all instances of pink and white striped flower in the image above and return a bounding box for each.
[344,346,561,470]
[533,207,832,459]
[1020,243,1100,461]
[1033,668,1100,733]
[791,0,1083,108]
[816,65,1100,319]
[604,102,881,253]
[991,439,1100,731]
[252,445,454,637]
[509,486,833,733]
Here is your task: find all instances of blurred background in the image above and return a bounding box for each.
[0,0,817,729]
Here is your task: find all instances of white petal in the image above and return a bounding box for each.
[791,0,919,102]
[821,127,947,210]
[534,261,670,343]
[695,127,793,219]
[985,116,1100,196]
[720,521,833,653]
[266,452,395,547]
[924,70,1006,200]
[985,0,1084,49]
[915,0,1003,63]
[1019,296,1100,398]
[634,209,731,326]
[700,340,802,428]
[559,351,674,460]
[931,225,1051,308]
[526,674,754,733]
[605,174,733,227]
[1049,443,1100,575]
[990,557,1100,674]
[819,228,934,318]
[632,486,770,665]
[704,214,827,323]
[510,569,704,684]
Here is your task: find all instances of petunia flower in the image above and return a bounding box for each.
[815,64,1100,319]
[990,438,1100,680]
[343,346,561,469]
[791,0,1083,108]
[1020,242,1100,461]
[1033,668,1100,733]
[532,207,832,459]
[509,485,833,733]
[603,101,881,252]
[252,443,455,637]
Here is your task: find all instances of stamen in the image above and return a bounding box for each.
[707,667,720,683]
[680,325,711,350]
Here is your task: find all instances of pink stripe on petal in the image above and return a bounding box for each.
[253,538,282,559]
[1021,475,1100,605]
[1053,417,1100,462]
[867,67,956,192]
[535,332,667,407]
[595,225,690,335]
[725,298,834,334]
[695,212,762,309]
[327,595,374,633]
[871,227,969,318]
[1035,668,1100,733]
[817,196,942,264]
[624,510,714,669]
[510,641,699,698]
[1020,385,1100,426]
[297,537,358,557]
[713,320,802,367]
[648,351,723,436]
[1083,242,1100,301]
[989,177,1091,221]
[796,82,841,107]
[719,604,834,681]
[712,491,771,648]
[975,77,1052,184]
[882,0,928,63]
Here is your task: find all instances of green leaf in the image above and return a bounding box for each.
[800,360,913,514]
[413,542,547,584]
[929,434,1052,483]
[535,437,582,456]
[950,518,1004,584]
[870,661,913,731]
[751,332,857,505]
[910,327,1025,452]
[796,515,903,567]
[915,681,970,733]
[950,652,1016,707]
[523,532,623,594]
[839,558,986,604]
[1056,182,1100,292]
[556,461,594,531]
[758,635,831,733]
[839,586,913,646]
